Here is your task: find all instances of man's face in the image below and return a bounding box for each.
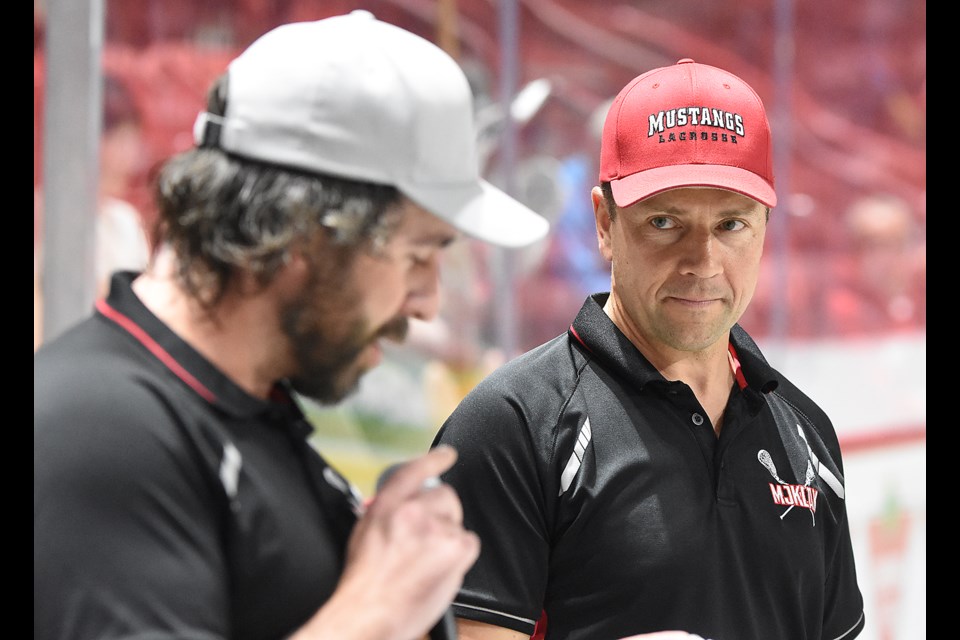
[281,200,458,403]
[595,186,767,356]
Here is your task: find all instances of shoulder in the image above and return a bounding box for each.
[730,324,843,452]
[764,373,841,450]
[437,333,590,463]
[452,333,585,422]
[35,320,204,478]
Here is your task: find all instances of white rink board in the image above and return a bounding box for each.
[844,441,926,640]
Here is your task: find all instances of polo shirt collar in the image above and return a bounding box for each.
[568,292,779,401]
[97,271,308,429]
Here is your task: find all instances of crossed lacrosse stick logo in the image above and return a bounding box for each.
[757,449,817,525]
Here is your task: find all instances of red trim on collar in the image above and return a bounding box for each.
[96,298,218,404]
[728,342,748,390]
[569,324,592,353]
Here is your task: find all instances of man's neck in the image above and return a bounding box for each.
[131,247,287,400]
[602,293,734,433]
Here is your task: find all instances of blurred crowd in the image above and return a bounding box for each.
[34,0,925,356]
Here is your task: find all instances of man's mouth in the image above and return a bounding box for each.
[377,317,409,344]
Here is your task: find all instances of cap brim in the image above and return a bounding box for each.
[402,178,550,249]
[611,164,777,209]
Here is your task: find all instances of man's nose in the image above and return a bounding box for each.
[401,259,442,321]
[679,230,722,278]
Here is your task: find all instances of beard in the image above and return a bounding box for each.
[279,275,409,404]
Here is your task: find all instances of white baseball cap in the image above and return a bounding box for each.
[192,10,549,248]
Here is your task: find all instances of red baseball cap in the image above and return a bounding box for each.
[599,58,777,208]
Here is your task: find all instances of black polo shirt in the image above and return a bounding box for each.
[434,293,864,640]
[34,272,361,640]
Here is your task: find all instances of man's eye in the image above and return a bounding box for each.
[650,216,675,229]
[410,252,432,267]
[719,219,746,231]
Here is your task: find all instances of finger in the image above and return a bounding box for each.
[405,481,464,525]
[368,445,458,511]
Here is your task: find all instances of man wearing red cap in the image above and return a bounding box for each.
[433,59,864,640]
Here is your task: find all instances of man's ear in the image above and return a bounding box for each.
[592,186,614,262]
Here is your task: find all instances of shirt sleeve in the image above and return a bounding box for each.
[820,450,867,639]
[822,510,867,639]
[432,375,552,635]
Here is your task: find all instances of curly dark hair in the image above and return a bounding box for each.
[152,73,402,309]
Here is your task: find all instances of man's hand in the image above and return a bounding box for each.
[292,445,480,640]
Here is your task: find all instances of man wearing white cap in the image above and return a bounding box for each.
[34,11,548,640]
[433,59,865,639]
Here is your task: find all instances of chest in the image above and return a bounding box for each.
[548,387,834,598]
[192,414,357,639]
